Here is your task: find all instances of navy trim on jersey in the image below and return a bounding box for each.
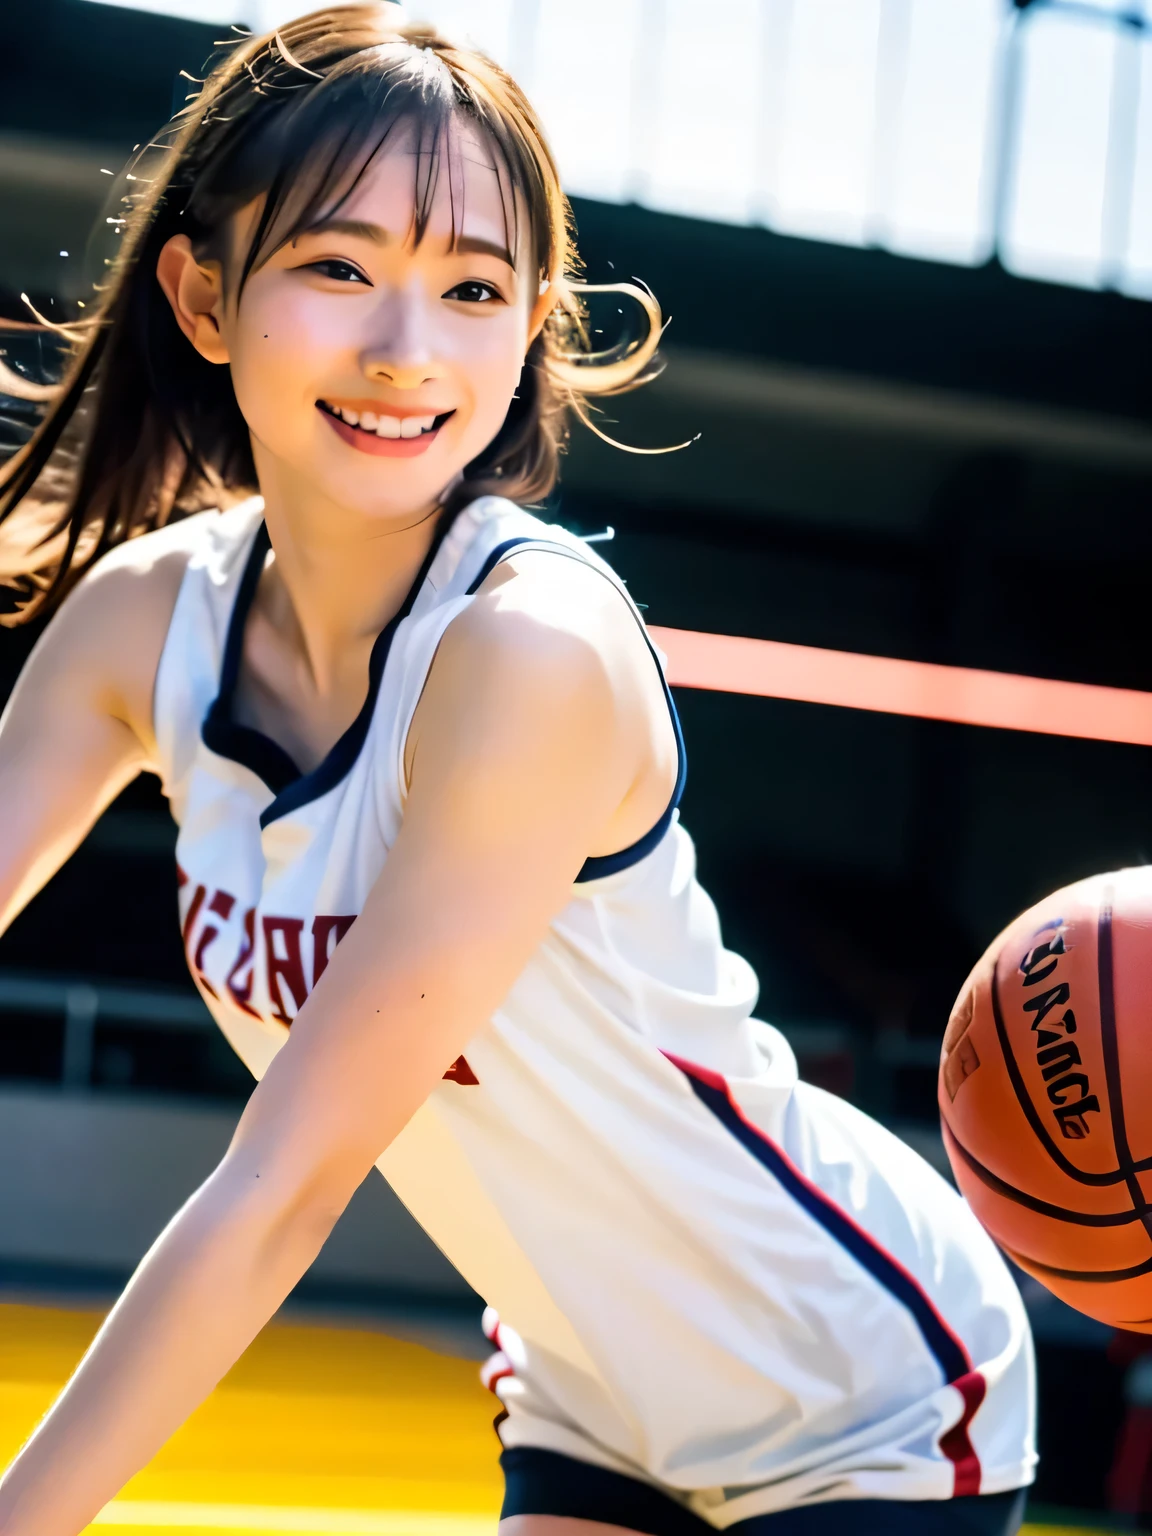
[464,536,543,596]
[669,1055,973,1387]
[465,534,688,884]
[202,524,300,795]
[201,514,686,854]
[577,681,685,882]
[200,513,451,828]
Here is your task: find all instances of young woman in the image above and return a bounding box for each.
[0,10,1033,1535]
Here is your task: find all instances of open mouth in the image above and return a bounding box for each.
[317,399,455,442]
[316,399,456,460]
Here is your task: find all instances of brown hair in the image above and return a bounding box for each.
[0,5,666,623]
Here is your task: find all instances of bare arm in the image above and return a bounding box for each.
[0,561,671,1536]
[0,530,190,936]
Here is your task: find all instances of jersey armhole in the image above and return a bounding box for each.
[150,504,261,802]
[465,536,687,885]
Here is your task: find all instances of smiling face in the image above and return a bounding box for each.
[174,115,552,529]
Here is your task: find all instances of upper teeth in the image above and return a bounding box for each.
[399,415,435,438]
[336,406,436,438]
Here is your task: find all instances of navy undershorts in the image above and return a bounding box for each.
[499,1448,1029,1534]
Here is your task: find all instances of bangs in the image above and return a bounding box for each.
[184,43,551,295]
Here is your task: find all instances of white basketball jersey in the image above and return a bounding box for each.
[147,495,1034,1523]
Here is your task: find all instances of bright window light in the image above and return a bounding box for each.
[529,0,644,206]
[772,0,884,248]
[78,0,1152,301]
[1001,9,1117,288]
[80,0,362,24]
[883,0,1001,268]
[1121,35,1152,297]
[641,0,765,225]
[246,0,322,23]
[402,0,514,65]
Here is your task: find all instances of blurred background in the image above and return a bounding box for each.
[3,0,1152,1529]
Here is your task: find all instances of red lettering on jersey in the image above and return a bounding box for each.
[443,1055,479,1085]
[193,944,218,998]
[176,864,188,889]
[226,907,261,1019]
[311,915,356,988]
[181,884,206,954]
[191,889,237,1000]
[263,915,308,1024]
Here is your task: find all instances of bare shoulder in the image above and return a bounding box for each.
[30,511,214,759]
[406,546,677,842]
[465,546,645,664]
[60,510,210,644]
[439,545,648,706]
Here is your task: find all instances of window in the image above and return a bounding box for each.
[85,0,1152,299]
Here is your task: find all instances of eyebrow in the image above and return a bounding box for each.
[302,218,516,269]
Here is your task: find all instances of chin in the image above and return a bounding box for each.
[360,475,459,523]
[335,478,446,521]
[302,446,450,517]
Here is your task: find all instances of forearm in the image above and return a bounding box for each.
[0,1163,339,1536]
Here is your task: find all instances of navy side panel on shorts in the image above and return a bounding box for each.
[499,1448,1028,1535]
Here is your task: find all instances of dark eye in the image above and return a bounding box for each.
[308,259,370,285]
[444,280,503,304]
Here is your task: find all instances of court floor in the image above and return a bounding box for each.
[0,1302,1112,1535]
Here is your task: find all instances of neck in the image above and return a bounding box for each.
[251,445,446,695]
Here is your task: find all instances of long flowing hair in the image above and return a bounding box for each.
[0,5,666,624]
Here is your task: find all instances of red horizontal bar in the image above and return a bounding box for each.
[648,626,1152,747]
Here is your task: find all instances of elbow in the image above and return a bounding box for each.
[291,1185,353,1254]
[203,1154,358,1270]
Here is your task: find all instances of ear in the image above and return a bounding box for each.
[526,280,557,350]
[156,235,230,365]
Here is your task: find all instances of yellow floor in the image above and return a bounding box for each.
[0,1302,1111,1535]
[0,1302,501,1535]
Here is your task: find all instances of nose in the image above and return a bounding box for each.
[360,283,446,391]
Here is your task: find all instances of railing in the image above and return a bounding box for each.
[0,969,941,1108]
[0,973,213,1092]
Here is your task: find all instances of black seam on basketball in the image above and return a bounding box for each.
[941,1121,1150,1226]
[1002,1242,1152,1284]
[989,949,1128,1187]
[1096,891,1152,1252]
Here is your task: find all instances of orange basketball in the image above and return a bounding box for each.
[940,866,1152,1331]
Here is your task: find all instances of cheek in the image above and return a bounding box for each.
[223,288,328,435]
[453,315,530,429]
